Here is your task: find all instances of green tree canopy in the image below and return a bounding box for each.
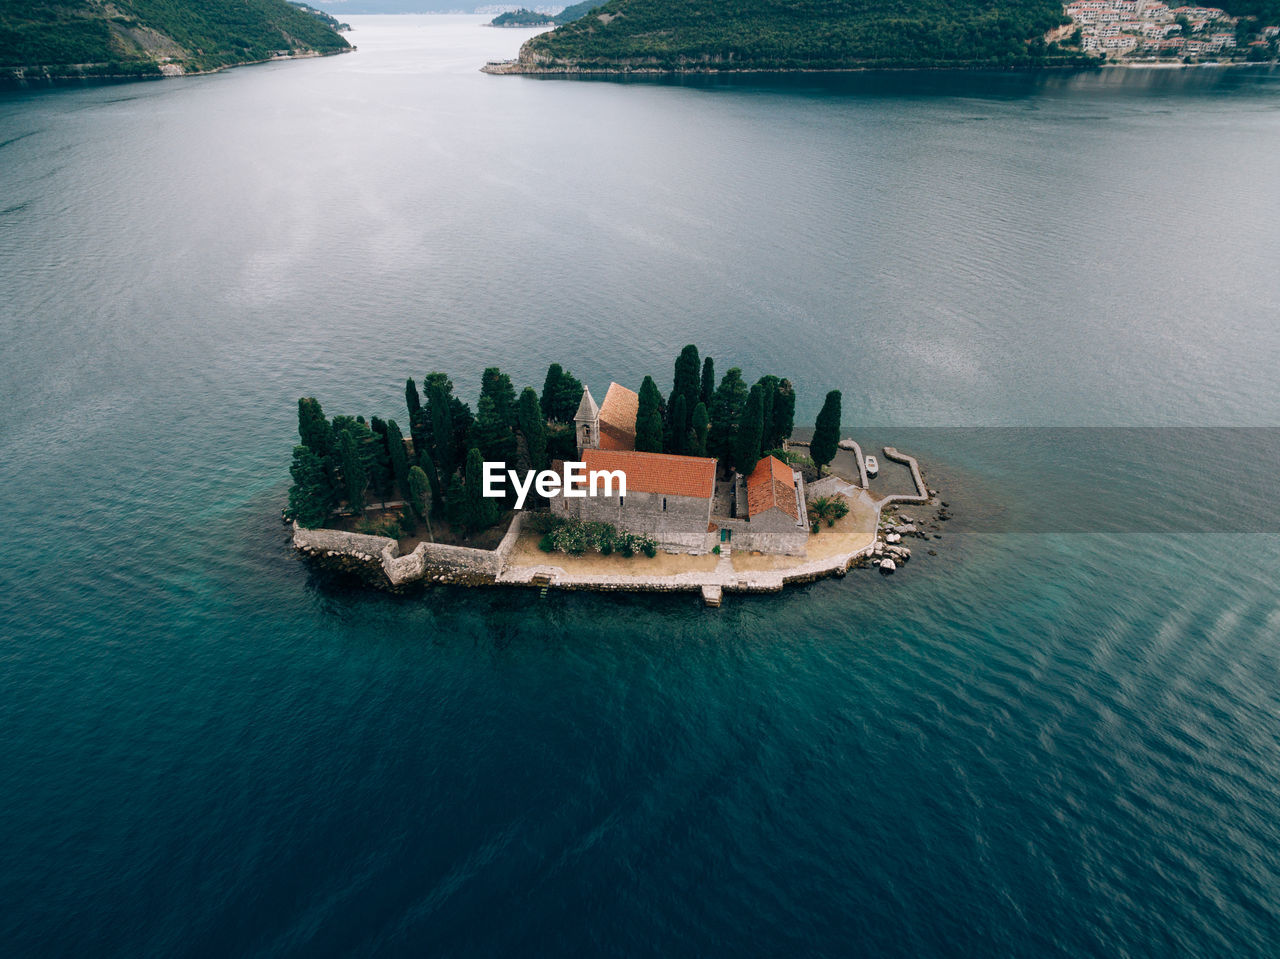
[337,430,367,513]
[406,465,430,521]
[465,447,500,533]
[700,356,715,406]
[708,367,747,462]
[811,389,842,472]
[691,401,710,457]
[287,444,331,529]
[297,397,333,460]
[517,387,549,473]
[735,384,765,474]
[635,375,665,453]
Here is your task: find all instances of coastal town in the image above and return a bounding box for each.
[1059,1,1280,59]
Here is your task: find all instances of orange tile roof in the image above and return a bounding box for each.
[575,449,717,499]
[746,455,800,520]
[598,382,638,451]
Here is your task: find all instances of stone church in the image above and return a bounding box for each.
[551,384,810,556]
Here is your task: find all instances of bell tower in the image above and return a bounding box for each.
[574,387,600,452]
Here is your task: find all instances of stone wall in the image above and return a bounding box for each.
[553,489,713,553]
[293,512,528,589]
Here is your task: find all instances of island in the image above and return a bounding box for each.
[489,2,603,28]
[0,0,351,84]
[286,346,945,604]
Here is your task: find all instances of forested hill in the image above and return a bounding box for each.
[1,0,351,80]
[508,0,1089,72]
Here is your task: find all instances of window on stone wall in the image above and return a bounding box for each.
[662,497,667,511]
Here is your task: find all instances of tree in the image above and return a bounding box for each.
[542,363,585,422]
[541,363,565,420]
[635,375,664,453]
[771,378,796,449]
[755,375,778,450]
[708,368,748,463]
[385,419,410,496]
[517,387,548,473]
[405,378,421,421]
[700,356,715,406]
[418,448,444,516]
[426,377,455,481]
[691,402,710,456]
[297,397,333,460]
[337,430,367,513]
[481,367,518,427]
[287,445,331,528]
[673,344,701,412]
[670,394,688,455]
[808,495,850,529]
[811,390,842,473]
[735,384,765,474]
[446,474,466,531]
[465,447,499,533]
[407,465,430,521]
[474,394,517,465]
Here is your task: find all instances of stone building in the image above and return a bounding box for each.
[559,387,808,555]
[713,455,809,556]
[551,448,717,553]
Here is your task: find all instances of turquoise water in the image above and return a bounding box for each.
[2,16,1280,957]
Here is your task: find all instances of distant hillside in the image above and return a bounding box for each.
[0,0,351,80]
[491,3,602,27]
[501,0,1092,72]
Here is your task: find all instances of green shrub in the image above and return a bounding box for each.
[538,533,555,552]
[641,541,657,558]
[712,544,721,555]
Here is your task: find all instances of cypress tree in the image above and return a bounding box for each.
[772,379,796,449]
[735,384,765,475]
[407,465,430,521]
[337,430,367,513]
[481,367,518,427]
[474,394,517,465]
[812,390,842,473]
[297,397,333,460]
[427,378,454,481]
[552,369,584,423]
[517,387,548,472]
[405,378,421,421]
[670,394,688,455]
[446,474,466,532]
[465,447,499,532]
[635,375,664,453]
[700,356,715,406]
[755,376,778,449]
[541,364,564,421]
[287,445,331,529]
[673,345,701,411]
[385,419,410,497]
[708,368,748,462]
[418,448,444,516]
[691,402,710,457]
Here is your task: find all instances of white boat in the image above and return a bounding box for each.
[864,455,879,477]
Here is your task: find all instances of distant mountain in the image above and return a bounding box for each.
[491,2,601,27]
[495,0,1094,73]
[1,0,351,80]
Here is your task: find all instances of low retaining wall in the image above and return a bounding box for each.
[293,512,528,589]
